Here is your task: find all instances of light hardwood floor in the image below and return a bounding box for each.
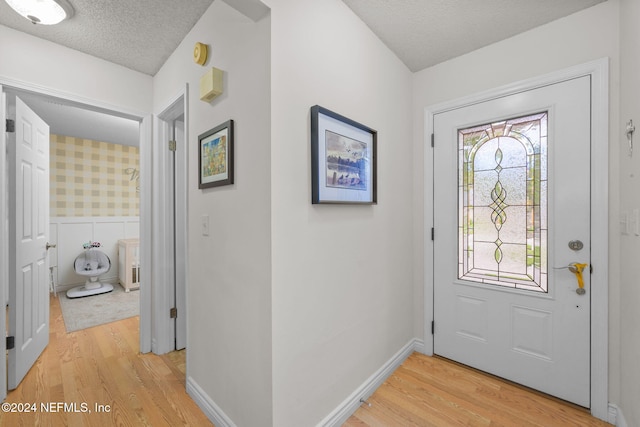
[345,353,612,427]
[2,296,614,427]
[1,294,212,427]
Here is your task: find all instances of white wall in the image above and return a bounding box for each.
[0,25,152,114]
[152,2,272,425]
[618,0,640,424]
[412,0,622,415]
[267,0,414,425]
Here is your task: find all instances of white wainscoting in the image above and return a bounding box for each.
[49,217,139,292]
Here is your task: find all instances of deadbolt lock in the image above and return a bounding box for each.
[568,240,584,251]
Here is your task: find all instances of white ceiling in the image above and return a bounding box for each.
[342,0,607,72]
[10,90,141,147]
[0,0,607,146]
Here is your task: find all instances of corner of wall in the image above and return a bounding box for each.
[186,376,237,427]
[318,339,424,427]
[609,403,628,427]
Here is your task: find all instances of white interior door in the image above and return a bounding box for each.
[433,76,591,407]
[7,95,50,389]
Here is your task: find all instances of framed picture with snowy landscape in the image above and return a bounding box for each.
[310,105,377,204]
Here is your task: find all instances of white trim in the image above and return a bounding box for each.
[0,86,7,402]
[423,58,609,420]
[150,86,188,355]
[617,406,628,427]
[139,114,153,354]
[0,75,146,120]
[608,404,628,427]
[413,339,427,355]
[50,215,140,223]
[174,87,188,351]
[186,376,237,427]
[318,338,424,427]
[588,58,610,421]
[150,111,175,354]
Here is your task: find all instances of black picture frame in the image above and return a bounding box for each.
[198,120,234,189]
[310,105,377,204]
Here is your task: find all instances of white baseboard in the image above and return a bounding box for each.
[609,404,628,427]
[186,376,237,427]
[51,276,119,294]
[318,338,425,427]
[413,338,427,355]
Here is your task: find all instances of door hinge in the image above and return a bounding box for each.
[5,119,15,133]
[168,140,176,151]
[590,264,593,274]
[170,307,177,319]
[431,227,434,241]
[431,133,434,147]
[6,336,15,350]
[431,321,435,335]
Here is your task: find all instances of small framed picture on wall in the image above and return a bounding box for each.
[199,119,234,189]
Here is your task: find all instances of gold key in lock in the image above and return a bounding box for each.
[568,263,588,295]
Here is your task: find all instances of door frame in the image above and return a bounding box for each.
[0,86,7,402]
[152,86,188,354]
[0,77,153,390]
[423,58,609,420]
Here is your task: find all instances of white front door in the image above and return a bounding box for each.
[433,76,591,407]
[7,95,50,389]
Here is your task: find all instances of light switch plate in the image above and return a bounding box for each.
[621,210,629,235]
[202,214,209,236]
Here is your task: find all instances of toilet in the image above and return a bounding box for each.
[67,249,114,298]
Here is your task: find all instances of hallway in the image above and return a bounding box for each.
[2,295,211,426]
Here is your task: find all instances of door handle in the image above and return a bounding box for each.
[45,242,56,250]
[554,263,588,295]
[567,262,588,295]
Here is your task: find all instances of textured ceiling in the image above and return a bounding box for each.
[0,0,214,76]
[0,0,608,146]
[0,0,608,76]
[342,0,607,72]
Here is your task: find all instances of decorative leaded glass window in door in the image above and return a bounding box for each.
[458,112,547,292]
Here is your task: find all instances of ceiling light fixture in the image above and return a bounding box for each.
[4,0,74,25]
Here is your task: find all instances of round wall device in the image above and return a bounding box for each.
[193,42,208,65]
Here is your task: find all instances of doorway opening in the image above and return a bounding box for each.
[0,81,155,399]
